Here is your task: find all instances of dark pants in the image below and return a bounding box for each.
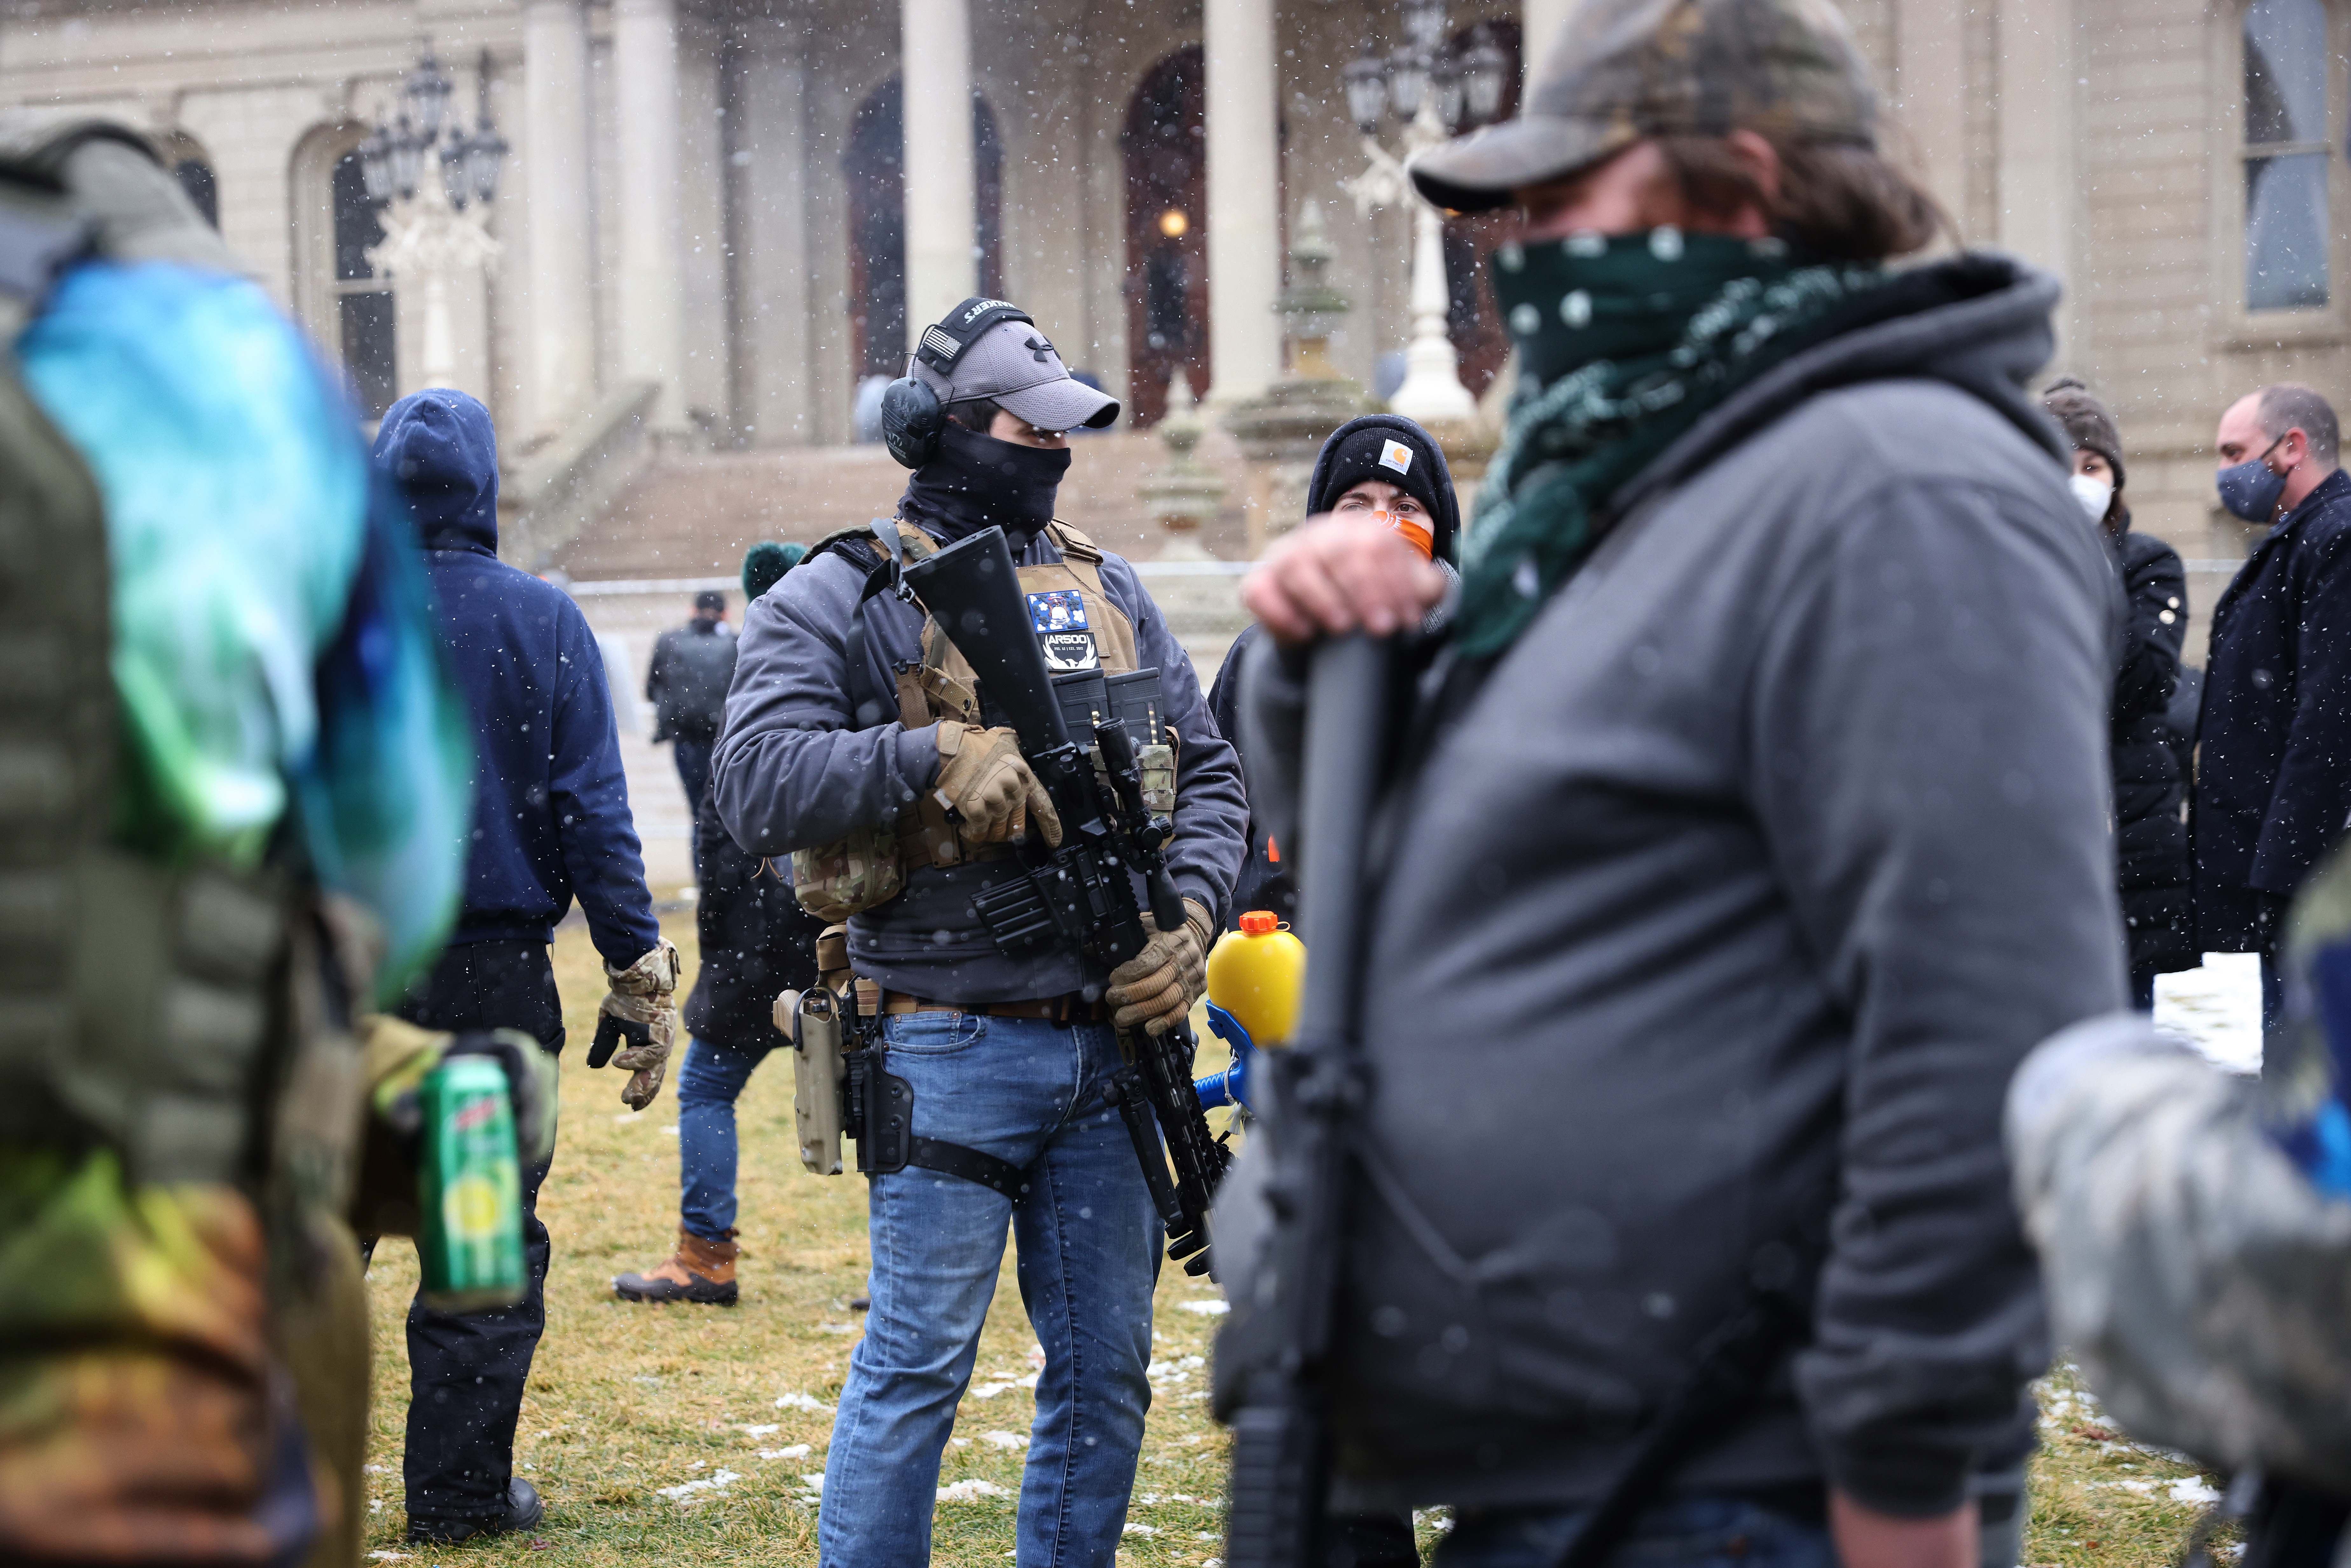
[672,736,714,821]
[391,938,565,1528]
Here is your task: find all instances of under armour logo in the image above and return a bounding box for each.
[1026,335,1054,363]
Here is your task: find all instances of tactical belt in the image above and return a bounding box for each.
[879,989,1109,1025]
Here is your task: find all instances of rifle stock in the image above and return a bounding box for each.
[1217,633,1393,1568]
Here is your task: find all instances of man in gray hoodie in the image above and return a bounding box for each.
[1218,3,2123,1567]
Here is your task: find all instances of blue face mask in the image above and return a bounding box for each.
[2218,433,2291,522]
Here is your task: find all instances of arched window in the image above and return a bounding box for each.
[2242,0,2332,310]
[331,148,397,418]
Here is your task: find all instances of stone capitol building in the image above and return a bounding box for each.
[0,0,2343,649]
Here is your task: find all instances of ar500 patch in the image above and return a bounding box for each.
[1029,589,1100,671]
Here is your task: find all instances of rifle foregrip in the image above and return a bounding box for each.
[1147,867,1186,933]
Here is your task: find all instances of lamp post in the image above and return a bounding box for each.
[1340,3,1509,427]
[360,43,509,393]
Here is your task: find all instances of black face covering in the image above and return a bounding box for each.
[900,423,1072,542]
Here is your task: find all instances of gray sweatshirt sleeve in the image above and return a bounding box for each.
[711,551,940,857]
[1100,556,1249,924]
[1755,473,2127,1515]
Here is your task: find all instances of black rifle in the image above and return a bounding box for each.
[1211,633,1392,1568]
[899,526,1231,1277]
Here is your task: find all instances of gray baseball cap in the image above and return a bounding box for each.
[908,304,1121,433]
[1409,0,1879,214]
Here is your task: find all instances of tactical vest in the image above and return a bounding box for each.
[790,517,1177,922]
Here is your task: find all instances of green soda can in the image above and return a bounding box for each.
[417,1055,527,1312]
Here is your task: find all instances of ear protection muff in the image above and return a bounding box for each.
[880,296,1036,470]
[881,376,945,469]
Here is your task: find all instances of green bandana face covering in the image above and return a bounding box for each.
[1455,228,1888,657]
[1490,227,1800,386]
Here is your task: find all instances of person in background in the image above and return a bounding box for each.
[376,389,679,1543]
[2044,378,2194,1008]
[647,588,737,818]
[615,540,824,1305]
[2196,383,2351,1068]
[1206,415,1461,932]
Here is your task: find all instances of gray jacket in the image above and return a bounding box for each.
[1220,258,2125,1517]
[711,522,1248,1004]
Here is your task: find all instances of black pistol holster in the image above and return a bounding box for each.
[841,980,1032,1201]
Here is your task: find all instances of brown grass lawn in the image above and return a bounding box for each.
[358,917,2222,1566]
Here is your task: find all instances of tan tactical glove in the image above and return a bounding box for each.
[599,937,683,1111]
[1107,898,1214,1036]
[932,723,1063,848]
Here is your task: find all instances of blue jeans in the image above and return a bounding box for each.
[1436,1494,1833,1568]
[672,735,713,817]
[677,1036,774,1241]
[819,1011,1160,1568]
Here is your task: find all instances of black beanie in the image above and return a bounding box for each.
[1305,415,1460,563]
[2042,377,2126,492]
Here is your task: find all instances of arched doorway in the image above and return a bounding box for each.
[1121,46,1208,427]
[1442,19,1523,398]
[844,77,1005,381]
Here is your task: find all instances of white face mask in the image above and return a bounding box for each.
[2070,472,2114,522]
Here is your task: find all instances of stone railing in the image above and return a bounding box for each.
[498,380,660,571]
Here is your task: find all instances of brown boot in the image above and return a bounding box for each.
[614,1228,739,1304]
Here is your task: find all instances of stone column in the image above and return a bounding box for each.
[901,0,978,346]
[1894,0,1968,243]
[524,0,595,440]
[1204,0,1281,404]
[1522,0,1577,87]
[1996,0,2075,359]
[614,0,688,432]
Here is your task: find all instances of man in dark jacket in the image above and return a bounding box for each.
[1216,4,2121,1566]
[373,389,678,1542]
[616,543,825,1305]
[2197,384,2351,1065]
[647,589,737,816]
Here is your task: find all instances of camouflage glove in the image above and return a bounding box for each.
[1107,898,1214,1036]
[932,723,1063,848]
[599,937,683,1111]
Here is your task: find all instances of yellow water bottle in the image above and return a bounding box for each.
[1197,911,1307,1111]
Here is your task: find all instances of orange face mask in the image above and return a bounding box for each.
[1374,509,1435,561]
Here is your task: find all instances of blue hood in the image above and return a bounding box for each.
[374,388,499,553]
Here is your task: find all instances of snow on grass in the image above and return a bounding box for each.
[1179,1299,1229,1315]
[774,1391,833,1412]
[938,1478,1010,1503]
[655,1468,742,1501]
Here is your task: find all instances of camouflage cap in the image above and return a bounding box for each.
[1409,0,1878,214]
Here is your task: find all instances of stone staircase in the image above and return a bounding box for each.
[553,430,1262,580]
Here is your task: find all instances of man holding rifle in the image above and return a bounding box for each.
[1215,3,2125,1568]
[712,298,1245,1566]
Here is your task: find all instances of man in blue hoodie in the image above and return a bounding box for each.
[372,389,679,1543]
